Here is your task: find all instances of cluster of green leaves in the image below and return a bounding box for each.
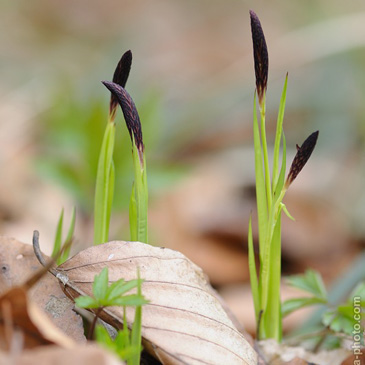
[75,267,148,364]
[51,207,76,265]
[283,270,365,348]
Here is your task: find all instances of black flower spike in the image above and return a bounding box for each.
[250,10,268,106]
[285,131,319,188]
[109,50,132,120]
[102,81,144,163]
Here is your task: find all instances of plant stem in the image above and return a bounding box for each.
[94,120,115,245]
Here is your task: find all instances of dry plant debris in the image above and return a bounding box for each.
[55,240,257,364]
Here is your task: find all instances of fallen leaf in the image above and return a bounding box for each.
[0,286,75,350]
[0,236,85,343]
[55,241,257,365]
[0,344,124,365]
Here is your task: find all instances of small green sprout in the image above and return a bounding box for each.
[75,267,148,309]
[248,10,319,341]
[51,206,76,265]
[75,267,148,365]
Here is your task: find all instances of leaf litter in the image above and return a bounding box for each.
[53,240,257,364]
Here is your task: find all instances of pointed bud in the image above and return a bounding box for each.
[250,10,268,106]
[109,50,132,120]
[102,81,144,165]
[285,131,319,188]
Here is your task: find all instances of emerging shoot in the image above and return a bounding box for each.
[94,50,132,245]
[102,81,148,244]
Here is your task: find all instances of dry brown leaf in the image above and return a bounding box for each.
[0,286,75,350]
[56,241,257,365]
[0,236,85,343]
[0,344,124,365]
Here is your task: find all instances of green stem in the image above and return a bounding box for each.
[94,120,115,245]
[259,95,272,211]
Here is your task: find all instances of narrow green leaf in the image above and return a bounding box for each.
[248,216,260,323]
[265,212,282,341]
[93,267,109,301]
[286,269,327,300]
[52,208,64,259]
[282,297,327,317]
[273,133,287,201]
[75,295,99,309]
[130,139,148,244]
[258,95,272,210]
[281,203,295,221]
[272,75,288,190]
[253,93,268,259]
[106,160,115,235]
[129,182,137,241]
[59,206,76,264]
[107,279,143,301]
[94,122,116,245]
[108,294,148,307]
[130,270,143,365]
[95,325,114,348]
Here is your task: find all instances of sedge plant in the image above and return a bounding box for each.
[94,51,132,245]
[248,10,319,341]
[102,80,148,244]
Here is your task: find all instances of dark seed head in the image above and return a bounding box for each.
[285,131,319,188]
[102,81,144,165]
[109,50,132,120]
[250,10,268,106]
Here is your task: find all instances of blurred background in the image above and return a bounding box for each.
[1,0,365,338]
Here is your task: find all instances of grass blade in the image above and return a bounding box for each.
[272,74,288,191]
[59,206,76,264]
[130,269,143,365]
[265,212,282,341]
[94,121,116,245]
[51,208,64,259]
[253,93,267,259]
[248,216,260,323]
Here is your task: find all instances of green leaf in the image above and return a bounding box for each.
[52,208,64,259]
[273,133,286,201]
[95,325,115,348]
[59,206,76,264]
[131,269,143,365]
[272,75,288,190]
[322,308,356,336]
[109,294,148,307]
[348,281,365,304]
[286,269,327,300]
[281,202,295,221]
[106,279,143,301]
[248,216,260,323]
[75,295,99,308]
[282,297,327,317]
[94,122,116,245]
[265,213,282,341]
[93,267,109,301]
[129,182,137,241]
[252,93,268,259]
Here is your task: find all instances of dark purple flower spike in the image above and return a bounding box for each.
[250,10,268,106]
[285,131,319,188]
[109,50,132,120]
[102,81,144,164]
